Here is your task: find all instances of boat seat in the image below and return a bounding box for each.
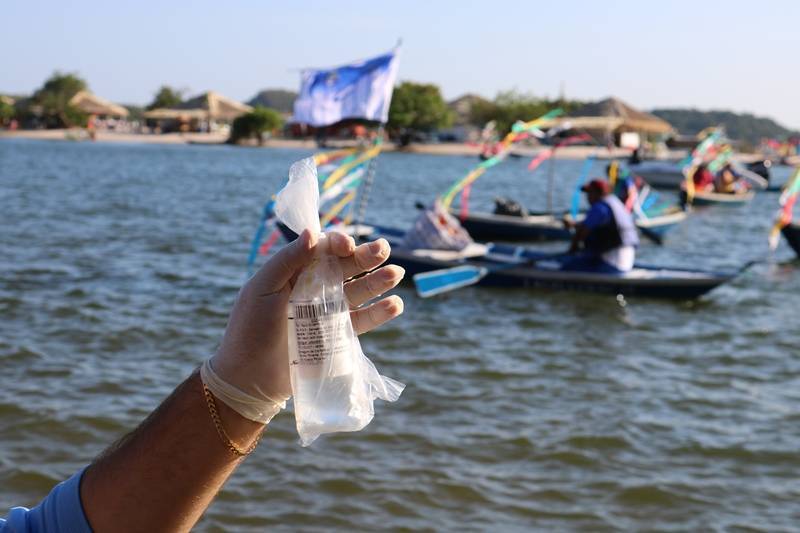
[410,242,490,261]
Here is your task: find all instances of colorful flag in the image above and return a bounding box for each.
[292,47,401,126]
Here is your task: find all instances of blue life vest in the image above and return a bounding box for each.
[585,195,639,254]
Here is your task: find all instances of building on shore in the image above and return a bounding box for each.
[541,97,673,149]
[69,90,129,119]
[143,91,252,133]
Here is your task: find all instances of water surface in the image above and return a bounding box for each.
[1,139,798,531]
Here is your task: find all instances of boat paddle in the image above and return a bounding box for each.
[413,251,567,298]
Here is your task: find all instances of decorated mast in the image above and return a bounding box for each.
[248,44,401,272]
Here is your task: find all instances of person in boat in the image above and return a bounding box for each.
[607,163,643,212]
[0,231,404,532]
[561,179,639,273]
[690,163,715,192]
[715,163,746,194]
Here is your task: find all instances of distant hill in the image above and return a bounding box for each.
[247,89,297,114]
[651,108,797,144]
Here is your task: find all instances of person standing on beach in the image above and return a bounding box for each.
[0,231,405,532]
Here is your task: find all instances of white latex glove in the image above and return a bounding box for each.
[203,230,404,423]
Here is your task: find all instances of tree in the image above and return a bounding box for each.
[228,106,284,145]
[388,82,453,142]
[31,72,88,128]
[470,90,584,135]
[146,86,183,110]
[0,99,14,126]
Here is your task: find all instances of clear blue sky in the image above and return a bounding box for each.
[3,0,799,128]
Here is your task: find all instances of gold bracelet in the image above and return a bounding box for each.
[202,384,262,456]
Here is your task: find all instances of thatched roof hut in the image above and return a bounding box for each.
[143,91,252,122]
[69,90,129,117]
[543,97,673,135]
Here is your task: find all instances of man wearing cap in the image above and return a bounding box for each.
[562,179,639,273]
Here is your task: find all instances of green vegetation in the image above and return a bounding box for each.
[651,108,798,144]
[123,105,145,122]
[147,86,183,110]
[388,82,453,138]
[247,89,297,114]
[0,99,14,126]
[30,72,88,128]
[229,106,284,145]
[470,91,583,135]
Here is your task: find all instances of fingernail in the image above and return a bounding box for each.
[385,295,404,314]
[369,240,384,254]
[385,266,405,280]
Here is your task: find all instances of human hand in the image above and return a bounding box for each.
[207,230,404,421]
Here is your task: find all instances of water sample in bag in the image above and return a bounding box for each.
[275,157,404,446]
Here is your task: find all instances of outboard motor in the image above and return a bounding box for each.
[746,159,771,183]
[494,196,528,217]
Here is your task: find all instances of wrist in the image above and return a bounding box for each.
[200,359,286,424]
[198,376,267,456]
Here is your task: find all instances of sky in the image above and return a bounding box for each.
[2,0,800,128]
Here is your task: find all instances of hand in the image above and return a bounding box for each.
[210,230,404,410]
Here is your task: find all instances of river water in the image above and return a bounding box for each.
[1,139,798,531]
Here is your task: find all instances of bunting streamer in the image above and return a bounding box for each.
[441,109,565,208]
[247,143,381,274]
[527,134,591,173]
[769,167,800,249]
[571,155,596,220]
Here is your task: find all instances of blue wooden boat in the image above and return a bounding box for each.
[454,206,687,245]
[782,222,800,258]
[277,224,743,299]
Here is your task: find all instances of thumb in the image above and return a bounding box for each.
[251,229,318,294]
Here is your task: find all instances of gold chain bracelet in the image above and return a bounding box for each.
[202,384,262,456]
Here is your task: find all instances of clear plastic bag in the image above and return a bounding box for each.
[274,157,405,446]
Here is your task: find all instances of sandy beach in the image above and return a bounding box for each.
[0,128,687,160]
[1,128,770,162]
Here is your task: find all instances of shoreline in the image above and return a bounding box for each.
[2,128,768,161]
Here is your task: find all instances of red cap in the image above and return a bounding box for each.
[581,179,610,195]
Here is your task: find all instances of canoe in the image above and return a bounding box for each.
[782,222,800,257]
[629,160,771,190]
[688,190,755,206]
[454,210,571,241]
[632,207,688,244]
[453,206,687,245]
[277,224,743,299]
[627,160,685,189]
[370,225,741,299]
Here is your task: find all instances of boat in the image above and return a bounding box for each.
[451,210,570,241]
[631,206,688,243]
[687,190,755,206]
[452,205,687,245]
[629,159,771,190]
[627,160,685,189]
[781,222,800,257]
[276,223,743,299]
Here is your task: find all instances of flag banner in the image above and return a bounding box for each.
[293,48,400,126]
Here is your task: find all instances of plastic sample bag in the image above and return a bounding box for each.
[274,157,404,446]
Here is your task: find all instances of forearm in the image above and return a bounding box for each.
[80,370,265,532]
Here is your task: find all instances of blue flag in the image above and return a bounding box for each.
[293,47,401,127]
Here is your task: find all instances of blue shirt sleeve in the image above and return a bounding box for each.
[0,468,92,532]
[582,202,612,229]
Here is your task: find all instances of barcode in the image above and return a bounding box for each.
[292,300,348,319]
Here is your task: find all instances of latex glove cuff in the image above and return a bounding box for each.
[200,360,286,424]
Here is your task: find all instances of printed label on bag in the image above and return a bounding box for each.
[290,300,351,368]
